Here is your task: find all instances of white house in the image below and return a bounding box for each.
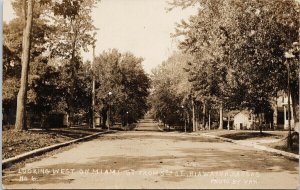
[233,110,254,130]
[273,95,296,130]
[230,94,298,131]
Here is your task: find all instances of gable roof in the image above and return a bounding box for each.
[224,109,252,117]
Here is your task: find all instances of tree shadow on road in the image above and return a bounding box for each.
[3,140,298,186]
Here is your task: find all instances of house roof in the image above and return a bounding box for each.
[223,110,240,117]
[224,110,251,117]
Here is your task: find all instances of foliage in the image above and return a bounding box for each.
[172,0,300,116]
[46,0,99,125]
[93,49,150,126]
[149,52,192,127]
[4,0,99,129]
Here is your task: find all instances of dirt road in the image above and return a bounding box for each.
[3,119,298,189]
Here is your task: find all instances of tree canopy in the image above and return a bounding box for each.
[93,49,151,126]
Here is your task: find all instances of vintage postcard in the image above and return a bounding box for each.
[2,0,299,189]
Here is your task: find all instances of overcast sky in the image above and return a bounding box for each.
[3,0,197,73]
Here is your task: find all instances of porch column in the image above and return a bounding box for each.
[273,106,278,130]
[290,104,294,129]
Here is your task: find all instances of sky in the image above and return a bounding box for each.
[3,0,197,73]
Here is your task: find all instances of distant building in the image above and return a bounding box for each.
[273,95,296,130]
[233,110,254,130]
[227,94,298,131]
[223,110,239,129]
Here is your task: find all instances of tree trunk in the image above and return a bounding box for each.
[106,110,109,128]
[186,112,190,131]
[258,113,262,134]
[291,90,298,127]
[15,0,34,131]
[227,116,230,130]
[67,28,78,127]
[208,110,211,130]
[101,109,107,128]
[41,113,48,130]
[192,99,195,132]
[219,103,223,129]
[202,103,206,129]
[273,104,278,130]
[195,105,198,131]
[89,106,93,128]
[184,118,187,132]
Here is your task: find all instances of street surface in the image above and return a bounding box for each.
[3,119,298,189]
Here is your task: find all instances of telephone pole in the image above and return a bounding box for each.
[284,51,295,150]
[92,41,96,129]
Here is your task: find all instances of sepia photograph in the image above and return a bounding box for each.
[2,0,300,189]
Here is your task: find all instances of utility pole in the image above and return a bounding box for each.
[287,60,292,150]
[108,91,112,131]
[126,111,129,131]
[92,41,96,129]
[192,99,196,132]
[284,51,295,151]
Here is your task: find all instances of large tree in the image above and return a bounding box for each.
[14,0,34,131]
[11,0,98,130]
[172,0,232,129]
[93,49,150,127]
[49,0,99,126]
[3,12,54,127]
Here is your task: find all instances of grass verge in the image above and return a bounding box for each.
[2,127,103,160]
[220,132,282,140]
[264,135,299,155]
[217,131,298,154]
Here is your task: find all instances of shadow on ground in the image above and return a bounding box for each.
[3,133,298,185]
[31,128,103,139]
[220,132,280,140]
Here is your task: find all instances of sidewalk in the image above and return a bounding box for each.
[2,130,116,169]
[198,131,299,160]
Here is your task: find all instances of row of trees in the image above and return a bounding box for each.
[149,0,299,132]
[93,49,150,127]
[3,0,150,131]
[149,52,193,130]
[4,0,98,130]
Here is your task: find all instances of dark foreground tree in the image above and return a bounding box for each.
[13,0,98,130]
[15,0,34,131]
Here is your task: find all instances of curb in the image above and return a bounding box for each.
[157,125,164,132]
[201,133,299,160]
[2,130,116,169]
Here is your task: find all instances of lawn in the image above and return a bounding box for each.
[264,134,299,155]
[217,130,298,154]
[2,127,104,160]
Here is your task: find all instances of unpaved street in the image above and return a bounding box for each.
[3,120,298,189]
